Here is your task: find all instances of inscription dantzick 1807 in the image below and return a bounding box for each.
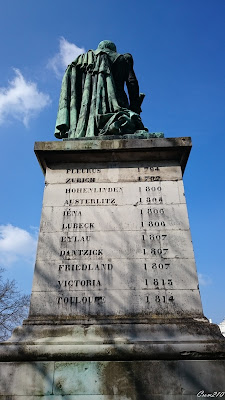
[30,161,201,319]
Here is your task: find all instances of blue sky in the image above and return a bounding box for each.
[0,0,224,324]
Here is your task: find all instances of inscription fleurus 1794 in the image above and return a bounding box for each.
[31,159,200,318]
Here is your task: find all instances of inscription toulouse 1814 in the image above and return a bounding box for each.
[28,159,202,320]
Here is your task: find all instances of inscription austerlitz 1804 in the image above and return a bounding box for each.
[29,160,200,319]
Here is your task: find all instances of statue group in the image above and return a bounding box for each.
[55,40,147,139]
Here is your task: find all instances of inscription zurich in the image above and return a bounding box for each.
[66,178,96,183]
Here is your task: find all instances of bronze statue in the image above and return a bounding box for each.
[55,40,147,139]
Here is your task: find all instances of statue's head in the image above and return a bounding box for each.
[97,40,117,52]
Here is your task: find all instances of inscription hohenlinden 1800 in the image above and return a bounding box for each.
[29,160,203,320]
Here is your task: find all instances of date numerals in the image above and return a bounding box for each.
[138,167,160,172]
[145,278,173,287]
[144,262,170,270]
[145,186,161,192]
[142,234,167,241]
[148,208,164,214]
[151,262,170,269]
[146,295,174,303]
[143,248,169,256]
[138,176,161,182]
[137,165,160,181]
[146,197,163,204]
[141,221,166,227]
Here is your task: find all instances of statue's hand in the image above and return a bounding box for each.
[55,130,68,139]
[55,123,69,139]
[60,130,68,139]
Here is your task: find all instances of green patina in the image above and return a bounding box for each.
[55,40,151,140]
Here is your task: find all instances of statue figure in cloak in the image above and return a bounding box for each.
[54,40,147,139]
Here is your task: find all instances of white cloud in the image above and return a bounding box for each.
[0,69,50,127]
[0,224,38,267]
[198,273,212,286]
[48,37,85,77]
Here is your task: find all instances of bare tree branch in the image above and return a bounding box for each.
[0,267,30,341]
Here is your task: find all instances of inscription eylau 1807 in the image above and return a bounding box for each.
[35,161,195,315]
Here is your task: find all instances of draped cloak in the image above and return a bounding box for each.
[54,49,146,139]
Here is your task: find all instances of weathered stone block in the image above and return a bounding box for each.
[1,138,224,399]
[0,362,54,395]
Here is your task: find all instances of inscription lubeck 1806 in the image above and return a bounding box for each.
[28,157,203,319]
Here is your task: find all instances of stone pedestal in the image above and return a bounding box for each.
[0,137,224,399]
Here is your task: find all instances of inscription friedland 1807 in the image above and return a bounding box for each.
[35,161,198,315]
